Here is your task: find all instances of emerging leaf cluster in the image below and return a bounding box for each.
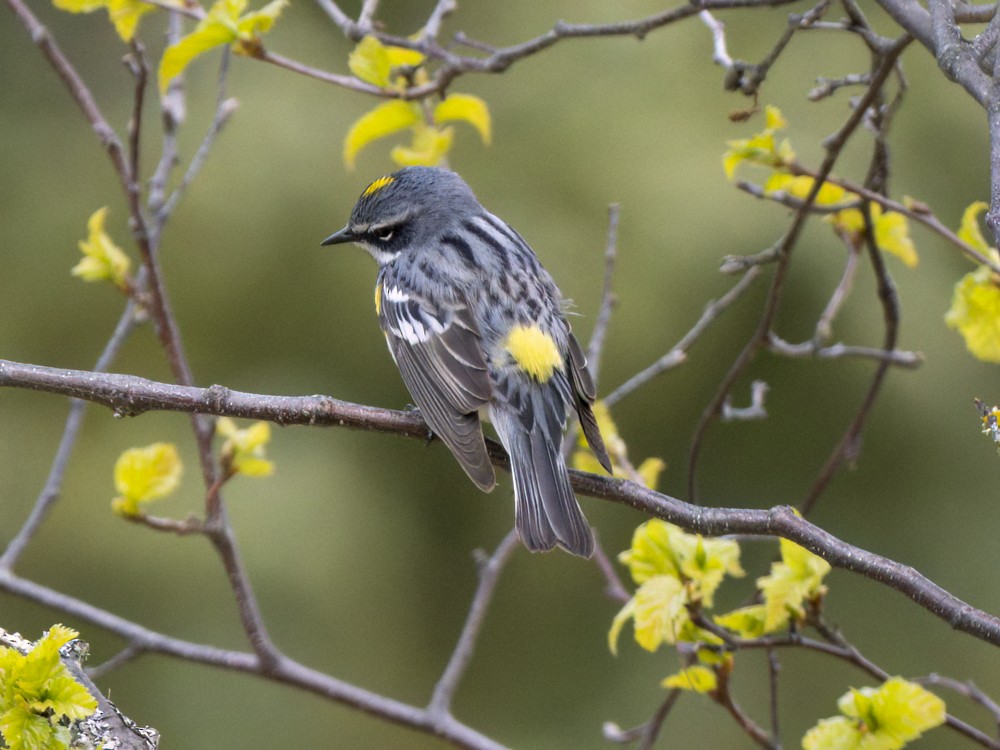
[609,518,744,657]
[71,207,131,292]
[216,417,275,477]
[343,37,491,169]
[159,0,289,94]
[610,515,833,700]
[51,0,288,94]
[112,442,183,515]
[716,536,831,637]
[724,106,918,268]
[0,626,97,750]
[802,677,945,750]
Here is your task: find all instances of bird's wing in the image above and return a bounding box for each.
[567,333,612,474]
[378,280,496,490]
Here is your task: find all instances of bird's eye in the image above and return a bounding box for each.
[377,228,395,242]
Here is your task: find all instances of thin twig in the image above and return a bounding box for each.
[687,34,912,502]
[0,302,142,571]
[603,690,682,746]
[767,647,781,742]
[787,165,1000,273]
[254,0,805,100]
[726,0,832,96]
[700,10,733,68]
[592,534,632,604]
[586,203,620,388]
[357,0,379,31]
[148,15,184,219]
[423,0,457,40]
[638,689,682,750]
[813,237,862,344]
[916,674,1000,731]
[801,188,901,515]
[159,50,238,223]
[86,643,144,681]
[604,266,762,408]
[809,72,872,101]
[0,570,509,750]
[721,380,769,421]
[429,529,519,717]
[767,334,922,368]
[5,0,130,184]
[313,0,352,29]
[715,670,776,749]
[124,40,147,207]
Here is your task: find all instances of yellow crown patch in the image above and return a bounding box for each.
[363,175,395,198]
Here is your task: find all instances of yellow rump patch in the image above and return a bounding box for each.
[374,282,382,315]
[363,175,395,198]
[504,325,563,383]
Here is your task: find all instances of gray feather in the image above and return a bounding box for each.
[491,396,595,558]
[567,334,612,474]
[381,292,495,491]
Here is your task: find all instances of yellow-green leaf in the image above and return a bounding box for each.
[159,21,237,94]
[434,94,492,145]
[112,442,183,515]
[722,105,795,180]
[945,263,1000,362]
[391,123,453,167]
[661,665,717,693]
[802,715,863,750]
[608,597,635,656]
[757,538,830,632]
[631,575,688,652]
[765,173,848,206]
[159,0,286,93]
[803,678,945,750]
[52,0,106,11]
[217,418,275,477]
[52,0,160,42]
[714,604,768,639]
[343,100,420,169]
[236,0,287,38]
[764,104,787,131]
[959,201,991,253]
[72,207,131,289]
[106,0,156,41]
[348,36,424,88]
[830,206,865,235]
[873,206,917,268]
[618,518,743,605]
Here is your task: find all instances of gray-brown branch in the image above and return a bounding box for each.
[3,358,1000,649]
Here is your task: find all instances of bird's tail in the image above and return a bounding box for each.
[492,406,595,558]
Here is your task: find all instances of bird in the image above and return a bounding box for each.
[321,166,611,557]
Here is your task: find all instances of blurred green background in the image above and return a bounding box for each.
[3,1,1000,747]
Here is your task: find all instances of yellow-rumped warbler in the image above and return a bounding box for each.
[322,166,611,557]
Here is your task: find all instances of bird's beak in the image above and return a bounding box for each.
[320,226,357,246]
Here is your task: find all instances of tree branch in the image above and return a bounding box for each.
[5,360,1000,650]
[0,572,508,750]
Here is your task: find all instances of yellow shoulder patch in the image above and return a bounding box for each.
[504,324,563,383]
[374,281,383,315]
[363,175,395,198]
